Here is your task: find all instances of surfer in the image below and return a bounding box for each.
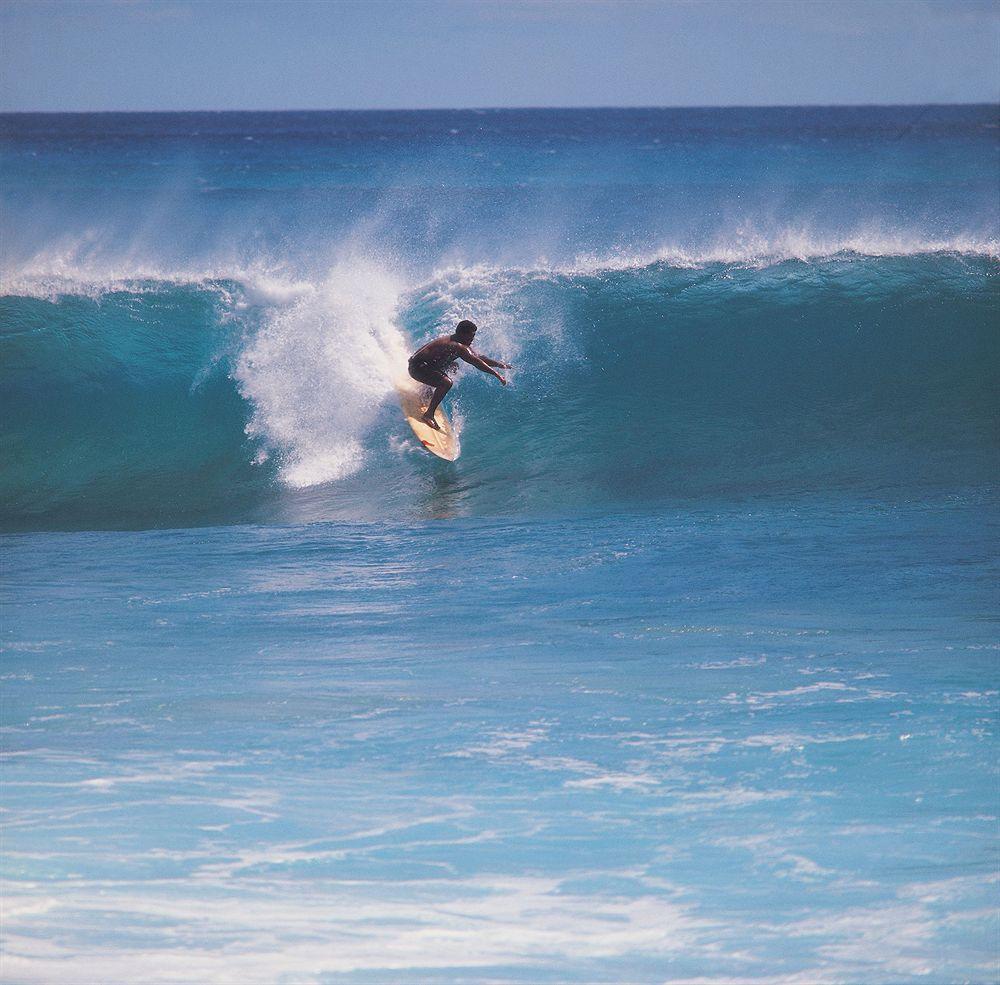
[407,320,509,430]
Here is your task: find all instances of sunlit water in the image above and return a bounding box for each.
[3,494,997,982]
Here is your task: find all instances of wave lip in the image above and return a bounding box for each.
[581,231,1000,271]
[0,244,317,304]
[484,230,1000,281]
[3,226,997,304]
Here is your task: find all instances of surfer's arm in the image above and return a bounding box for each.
[458,347,508,384]
[473,352,510,369]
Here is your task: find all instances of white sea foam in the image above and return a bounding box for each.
[0,872,710,983]
[235,260,410,487]
[4,222,996,302]
[559,226,1000,272]
[564,772,660,791]
[423,227,998,289]
[0,235,313,303]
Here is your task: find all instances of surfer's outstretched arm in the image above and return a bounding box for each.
[458,347,508,385]
[476,354,511,369]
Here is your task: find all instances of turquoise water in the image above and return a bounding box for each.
[1,107,998,982]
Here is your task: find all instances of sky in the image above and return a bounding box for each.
[1,0,998,112]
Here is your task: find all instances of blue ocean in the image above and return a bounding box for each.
[1,107,998,982]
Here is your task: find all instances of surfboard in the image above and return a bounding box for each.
[396,378,460,461]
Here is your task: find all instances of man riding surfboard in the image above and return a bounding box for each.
[407,320,510,430]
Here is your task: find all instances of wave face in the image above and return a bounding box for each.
[1,107,997,529]
[1,251,996,529]
[1,281,263,527]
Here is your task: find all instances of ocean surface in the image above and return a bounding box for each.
[1,106,998,982]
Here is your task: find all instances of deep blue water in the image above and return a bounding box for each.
[1,107,998,982]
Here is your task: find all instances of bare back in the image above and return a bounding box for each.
[409,337,469,374]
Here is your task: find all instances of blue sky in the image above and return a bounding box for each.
[2,0,998,111]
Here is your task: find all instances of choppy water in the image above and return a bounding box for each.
[1,107,997,982]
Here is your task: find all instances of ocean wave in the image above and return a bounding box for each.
[1,249,997,529]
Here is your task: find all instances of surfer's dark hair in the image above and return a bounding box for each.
[455,320,478,336]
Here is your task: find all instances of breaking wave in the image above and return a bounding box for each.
[1,241,997,529]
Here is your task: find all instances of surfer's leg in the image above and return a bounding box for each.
[422,379,451,429]
[408,364,451,430]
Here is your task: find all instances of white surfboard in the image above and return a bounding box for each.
[396,378,460,461]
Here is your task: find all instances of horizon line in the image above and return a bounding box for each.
[1,100,996,115]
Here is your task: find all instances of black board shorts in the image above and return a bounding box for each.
[408,359,450,388]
